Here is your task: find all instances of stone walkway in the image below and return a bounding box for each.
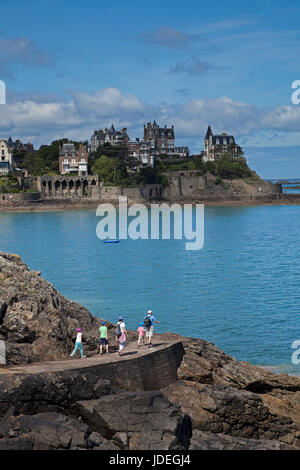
[0,333,180,376]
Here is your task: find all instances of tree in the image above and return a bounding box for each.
[91,155,127,184]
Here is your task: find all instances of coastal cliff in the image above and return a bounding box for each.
[0,252,299,450]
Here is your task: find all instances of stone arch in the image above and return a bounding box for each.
[48,180,52,196]
[62,180,68,196]
[55,180,60,196]
[76,180,82,196]
[69,180,75,195]
[83,180,89,197]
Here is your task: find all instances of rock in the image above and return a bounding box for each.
[0,436,34,450]
[75,390,192,450]
[0,411,90,450]
[163,381,300,447]
[0,252,115,364]
[189,430,294,450]
[166,333,300,393]
[0,372,111,417]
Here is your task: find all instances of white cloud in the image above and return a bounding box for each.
[1,87,300,150]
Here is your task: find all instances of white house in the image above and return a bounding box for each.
[0,139,14,175]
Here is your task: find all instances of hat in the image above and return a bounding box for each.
[119,316,124,320]
[147,310,152,314]
[140,322,144,327]
[102,321,106,325]
[77,328,82,332]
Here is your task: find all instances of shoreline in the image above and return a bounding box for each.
[1,195,300,213]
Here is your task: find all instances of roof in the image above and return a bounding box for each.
[212,135,235,145]
[204,125,213,140]
[60,143,76,156]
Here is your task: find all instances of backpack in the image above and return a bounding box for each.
[144,315,152,328]
[115,322,122,337]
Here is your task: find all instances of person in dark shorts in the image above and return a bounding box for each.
[99,321,108,355]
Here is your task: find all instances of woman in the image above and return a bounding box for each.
[116,316,127,356]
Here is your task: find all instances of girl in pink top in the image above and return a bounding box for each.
[137,322,145,347]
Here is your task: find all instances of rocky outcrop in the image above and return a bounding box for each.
[0,252,118,364]
[75,391,192,450]
[162,334,300,448]
[1,253,300,450]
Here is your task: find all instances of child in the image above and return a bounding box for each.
[137,322,145,347]
[70,328,86,358]
[99,321,109,355]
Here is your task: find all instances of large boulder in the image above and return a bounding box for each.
[0,252,115,364]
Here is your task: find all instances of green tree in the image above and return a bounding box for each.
[91,155,127,184]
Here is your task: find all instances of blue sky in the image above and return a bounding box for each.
[0,0,300,177]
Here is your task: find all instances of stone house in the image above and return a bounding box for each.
[203,125,242,162]
[143,121,175,157]
[91,124,129,152]
[59,143,88,176]
[126,138,154,168]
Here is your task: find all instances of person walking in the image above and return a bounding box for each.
[137,322,145,347]
[115,316,127,356]
[99,321,109,355]
[144,310,160,348]
[70,328,86,358]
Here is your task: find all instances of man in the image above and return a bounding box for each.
[99,321,108,355]
[144,310,160,348]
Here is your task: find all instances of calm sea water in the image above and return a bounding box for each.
[0,205,300,375]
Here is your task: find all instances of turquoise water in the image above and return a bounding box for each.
[0,205,300,374]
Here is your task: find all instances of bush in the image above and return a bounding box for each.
[215,176,223,185]
[7,187,19,194]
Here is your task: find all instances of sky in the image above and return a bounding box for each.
[0,0,300,178]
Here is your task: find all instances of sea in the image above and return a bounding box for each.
[0,203,300,375]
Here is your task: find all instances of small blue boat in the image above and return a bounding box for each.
[104,239,120,244]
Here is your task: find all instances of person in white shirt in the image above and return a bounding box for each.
[116,316,127,356]
[70,328,86,358]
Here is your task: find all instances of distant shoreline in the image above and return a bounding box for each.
[1,194,300,213]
